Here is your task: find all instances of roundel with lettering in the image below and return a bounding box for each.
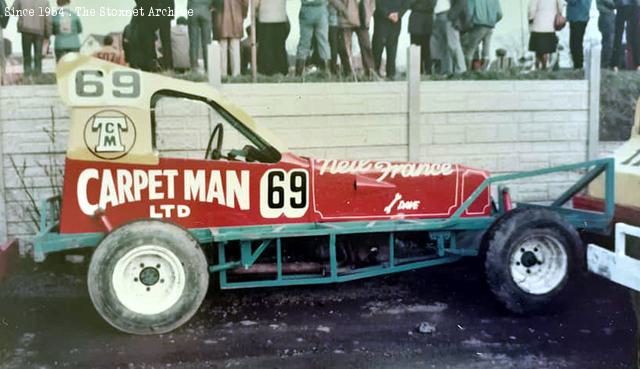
[83,110,137,160]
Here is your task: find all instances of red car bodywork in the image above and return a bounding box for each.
[60,153,491,234]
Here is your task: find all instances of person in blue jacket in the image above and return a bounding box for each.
[567,0,593,69]
[52,0,82,61]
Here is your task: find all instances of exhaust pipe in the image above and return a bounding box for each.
[231,262,325,275]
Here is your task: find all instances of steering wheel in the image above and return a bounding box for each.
[204,123,224,160]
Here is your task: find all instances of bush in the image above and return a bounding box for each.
[600,70,640,141]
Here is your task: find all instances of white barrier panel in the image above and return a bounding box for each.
[588,223,640,292]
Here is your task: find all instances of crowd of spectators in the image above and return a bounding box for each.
[1,0,640,80]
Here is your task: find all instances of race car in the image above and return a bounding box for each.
[3,54,616,335]
[573,98,640,292]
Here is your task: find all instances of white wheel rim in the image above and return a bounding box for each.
[509,234,568,295]
[112,245,186,315]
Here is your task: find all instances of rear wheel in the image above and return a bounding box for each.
[88,220,209,335]
[484,208,582,313]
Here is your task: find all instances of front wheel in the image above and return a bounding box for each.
[88,220,209,335]
[484,208,582,314]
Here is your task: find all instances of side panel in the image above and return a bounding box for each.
[60,155,313,233]
[312,159,491,221]
[60,155,491,234]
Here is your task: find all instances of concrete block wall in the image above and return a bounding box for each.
[418,80,590,202]
[0,79,591,240]
[222,82,409,161]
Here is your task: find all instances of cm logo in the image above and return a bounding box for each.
[83,110,136,160]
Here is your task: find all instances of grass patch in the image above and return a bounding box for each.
[424,68,585,81]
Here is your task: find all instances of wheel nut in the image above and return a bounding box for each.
[534,248,538,252]
[134,278,138,282]
[160,279,165,283]
[140,263,145,268]
[146,287,150,291]
[526,269,531,274]
[156,264,161,269]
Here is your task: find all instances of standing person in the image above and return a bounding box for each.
[1,0,8,84]
[188,0,216,72]
[10,0,52,77]
[372,0,408,79]
[612,0,640,70]
[461,0,502,69]
[256,0,290,75]
[296,0,331,76]
[0,0,8,28]
[171,16,191,71]
[123,23,140,68]
[295,0,331,75]
[431,0,467,75]
[528,0,563,70]
[597,0,616,68]
[214,0,248,77]
[632,291,640,369]
[52,0,81,62]
[133,0,161,71]
[330,0,375,77]
[567,0,592,69]
[407,0,437,74]
[156,0,175,70]
[327,3,343,74]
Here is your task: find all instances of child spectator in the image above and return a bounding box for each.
[93,35,126,65]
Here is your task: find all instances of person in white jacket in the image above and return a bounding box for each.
[528,0,564,69]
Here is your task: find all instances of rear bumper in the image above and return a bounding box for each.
[588,223,640,292]
[0,239,19,282]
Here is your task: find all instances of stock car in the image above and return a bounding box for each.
[0,54,626,335]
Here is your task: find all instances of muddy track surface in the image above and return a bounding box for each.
[0,258,635,369]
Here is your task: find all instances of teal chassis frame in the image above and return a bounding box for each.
[33,158,615,290]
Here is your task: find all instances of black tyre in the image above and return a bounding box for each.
[88,220,209,335]
[484,207,582,314]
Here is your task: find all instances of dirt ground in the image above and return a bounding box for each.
[0,256,636,369]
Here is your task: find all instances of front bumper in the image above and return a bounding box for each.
[588,223,640,292]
